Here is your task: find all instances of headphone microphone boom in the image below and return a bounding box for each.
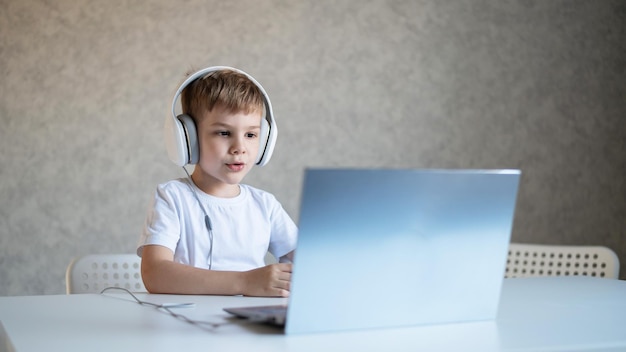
[164,66,278,167]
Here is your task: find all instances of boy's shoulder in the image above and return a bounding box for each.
[240,184,277,202]
[156,178,190,192]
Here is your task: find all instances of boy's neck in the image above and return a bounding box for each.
[190,173,241,198]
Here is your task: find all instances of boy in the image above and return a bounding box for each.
[138,67,297,297]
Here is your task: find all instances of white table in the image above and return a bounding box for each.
[1,276,625,351]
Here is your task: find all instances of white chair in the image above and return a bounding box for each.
[506,243,620,279]
[66,254,146,294]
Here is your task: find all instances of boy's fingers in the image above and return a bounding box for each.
[278,263,293,272]
[274,279,290,292]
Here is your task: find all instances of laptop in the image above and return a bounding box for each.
[224,168,521,334]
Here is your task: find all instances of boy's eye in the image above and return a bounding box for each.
[246,133,257,138]
[217,131,230,136]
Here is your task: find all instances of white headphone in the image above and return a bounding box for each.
[164,66,277,167]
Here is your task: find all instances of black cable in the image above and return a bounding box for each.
[100,287,228,330]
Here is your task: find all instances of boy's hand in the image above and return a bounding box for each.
[242,263,292,297]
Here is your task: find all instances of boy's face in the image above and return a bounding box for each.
[191,105,262,197]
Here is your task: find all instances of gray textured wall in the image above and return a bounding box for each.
[1,0,624,295]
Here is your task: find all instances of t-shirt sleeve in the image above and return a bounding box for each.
[137,184,181,257]
[267,198,298,262]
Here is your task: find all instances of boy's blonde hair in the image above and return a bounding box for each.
[181,69,264,123]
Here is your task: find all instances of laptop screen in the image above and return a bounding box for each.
[285,168,521,334]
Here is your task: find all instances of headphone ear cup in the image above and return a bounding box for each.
[256,118,270,165]
[176,114,199,165]
[177,114,199,165]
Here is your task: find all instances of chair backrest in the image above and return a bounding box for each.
[66,254,146,294]
[506,243,620,279]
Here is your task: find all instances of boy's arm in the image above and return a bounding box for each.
[140,245,292,297]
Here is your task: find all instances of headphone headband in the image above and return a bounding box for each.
[165,66,277,167]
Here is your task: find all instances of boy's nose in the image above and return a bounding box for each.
[230,138,246,154]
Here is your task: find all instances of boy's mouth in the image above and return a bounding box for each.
[226,162,245,172]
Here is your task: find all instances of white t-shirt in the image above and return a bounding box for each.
[137,178,297,271]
